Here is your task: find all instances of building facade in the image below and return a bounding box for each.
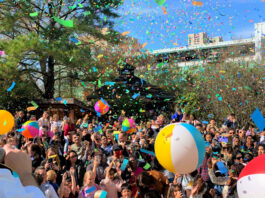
[151,22,265,67]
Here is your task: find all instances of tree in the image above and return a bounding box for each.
[0,0,123,99]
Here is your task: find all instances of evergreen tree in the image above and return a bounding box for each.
[0,0,123,99]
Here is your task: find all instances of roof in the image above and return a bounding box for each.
[151,38,255,55]
[34,98,90,110]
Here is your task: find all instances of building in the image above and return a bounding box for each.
[151,22,265,67]
[210,36,224,44]
[188,32,209,46]
[188,33,223,46]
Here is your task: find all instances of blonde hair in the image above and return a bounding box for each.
[83,171,95,186]
[47,170,57,181]
[53,114,59,120]
[46,147,61,169]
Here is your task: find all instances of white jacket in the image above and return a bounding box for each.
[0,169,45,198]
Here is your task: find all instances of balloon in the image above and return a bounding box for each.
[237,154,265,198]
[155,123,205,174]
[21,121,39,138]
[0,110,15,135]
[122,118,136,134]
[94,190,107,198]
[94,98,110,116]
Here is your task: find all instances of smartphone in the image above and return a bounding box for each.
[48,158,53,164]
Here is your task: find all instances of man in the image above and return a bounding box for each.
[71,134,86,159]
[223,114,237,130]
[0,144,45,198]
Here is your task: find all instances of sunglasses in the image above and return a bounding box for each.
[236,156,243,160]
[70,155,78,159]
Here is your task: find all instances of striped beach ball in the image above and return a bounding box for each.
[237,154,265,198]
[22,121,39,138]
[94,98,110,116]
[122,119,136,134]
[155,123,205,174]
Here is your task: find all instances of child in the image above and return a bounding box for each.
[78,171,101,198]
[100,164,124,198]
[120,184,132,198]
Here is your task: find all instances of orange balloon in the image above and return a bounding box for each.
[0,110,15,135]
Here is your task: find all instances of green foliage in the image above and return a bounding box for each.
[0,0,123,99]
[140,60,265,127]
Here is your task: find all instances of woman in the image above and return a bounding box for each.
[256,144,265,156]
[65,150,86,188]
[41,147,62,184]
[38,111,51,137]
[64,118,75,154]
[167,184,183,198]
[78,171,101,198]
[59,167,77,198]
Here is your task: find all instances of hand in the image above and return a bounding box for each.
[93,158,100,167]
[207,158,212,169]
[209,188,216,197]
[191,185,198,196]
[45,162,50,170]
[3,144,37,186]
[62,172,67,181]
[175,191,183,198]
[70,167,75,176]
[211,157,218,168]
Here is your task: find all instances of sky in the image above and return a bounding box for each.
[113,0,265,51]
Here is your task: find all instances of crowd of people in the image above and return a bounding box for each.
[0,109,264,198]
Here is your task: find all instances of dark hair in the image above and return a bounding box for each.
[34,166,45,185]
[121,183,132,192]
[30,144,42,157]
[144,190,161,198]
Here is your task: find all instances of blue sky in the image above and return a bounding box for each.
[114,0,265,50]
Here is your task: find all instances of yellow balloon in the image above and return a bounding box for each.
[0,110,15,135]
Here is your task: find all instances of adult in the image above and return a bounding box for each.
[0,144,45,198]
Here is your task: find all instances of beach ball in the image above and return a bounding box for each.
[122,118,136,134]
[237,154,265,198]
[155,123,205,174]
[94,98,109,116]
[94,190,107,198]
[0,110,15,135]
[21,121,39,138]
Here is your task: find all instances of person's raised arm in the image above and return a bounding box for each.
[3,144,38,187]
[70,167,77,194]
[58,172,67,198]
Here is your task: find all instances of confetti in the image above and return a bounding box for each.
[30,101,39,109]
[154,0,166,6]
[53,17,73,27]
[6,81,15,92]
[192,1,203,6]
[251,108,265,131]
[27,106,37,112]
[121,31,130,36]
[29,12,38,17]
[142,42,147,48]
[162,7,167,14]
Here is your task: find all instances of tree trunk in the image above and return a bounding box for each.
[43,56,55,99]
